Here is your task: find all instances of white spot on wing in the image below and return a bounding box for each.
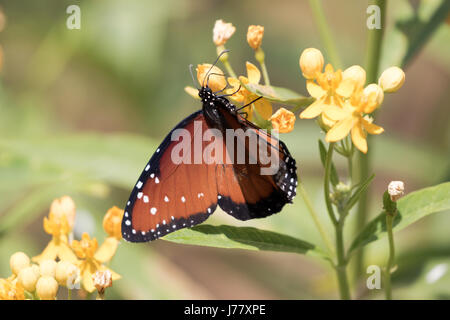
[150,207,157,215]
[136,181,143,189]
[181,196,186,203]
[164,196,169,202]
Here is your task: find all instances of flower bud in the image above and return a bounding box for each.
[10,252,30,276]
[55,261,80,288]
[50,196,76,230]
[31,264,41,278]
[93,270,112,294]
[18,267,39,292]
[343,65,366,88]
[39,260,57,278]
[196,64,227,92]
[299,48,324,79]
[270,108,296,133]
[212,19,236,46]
[103,206,124,240]
[388,181,405,202]
[247,25,264,50]
[363,83,384,107]
[36,276,58,300]
[378,66,405,92]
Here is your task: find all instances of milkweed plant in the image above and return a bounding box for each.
[1,1,449,300]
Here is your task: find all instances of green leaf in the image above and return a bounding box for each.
[344,174,375,212]
[381,0,450,69]
[349,182,450,254]
[318,140,339,186]
[164,224,330,261]
[242,82,314,108]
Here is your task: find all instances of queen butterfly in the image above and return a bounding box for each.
[121,61,298,242]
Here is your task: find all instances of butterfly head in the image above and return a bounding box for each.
[198,86,215,103]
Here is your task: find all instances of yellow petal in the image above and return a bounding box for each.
[325,117,355,142]
[336,78,355,98]
[32,240,58,264]
[299,97,325,119]
[254,99,273,120]
[351,122,368,153]
[321,113,336,128]
[94,237,119,263]
[57,243,78,264]
[184,86,200,99]
[81,268,95,293]
[323,105,348,121]
[306,80,326,99]
[362,118,384,135]
[246,62,261,84]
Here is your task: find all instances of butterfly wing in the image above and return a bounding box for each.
[122,111,219,242]
[216,107,297,220]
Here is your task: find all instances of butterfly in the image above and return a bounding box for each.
[122,59,298,242]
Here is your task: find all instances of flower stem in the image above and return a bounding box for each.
[255,48,271,85]
[384,212,395,300]
[298,180,334,255]
[324,142,338,226]
[216,45,237,78]
[354,0,387,280]
[335,218,351,300]
[308,0,342,68]
[68,288,72,300]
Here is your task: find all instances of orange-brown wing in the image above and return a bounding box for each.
[122,111,219,242]
[216,108,297,220]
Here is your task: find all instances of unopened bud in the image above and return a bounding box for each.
[299,48,324,79]
[212,19,236,46]
[343,65,366,88]
[247,25,264,50]
[388,181,405,202]
[378,66,405,92]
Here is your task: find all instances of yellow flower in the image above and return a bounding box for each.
[247,25,264,50]
[71,233,120,293]
[32,211,77,264]
[212,19,236,46]
[36,276,58,300]
[49,196,76,230]
[270,108,296,133]
[103,206,124,240]
[300,63,355,127]
[299,48,324,80]
[378,66,405,92]
[10,252,30,276]
[0,278,25,300]
[227,62,273,121]
[325,87,384,153]
[196,64,227,92]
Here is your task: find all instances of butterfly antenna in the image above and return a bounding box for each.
[202,50,230,88]
[189,64,199,90]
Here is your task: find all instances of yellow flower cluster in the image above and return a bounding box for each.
[299,48,405,153]
[184,21,297,133]
[0,196,124,300]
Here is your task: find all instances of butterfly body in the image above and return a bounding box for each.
[122,85,298,243]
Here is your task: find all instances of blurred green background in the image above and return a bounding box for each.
[0,0,449,299]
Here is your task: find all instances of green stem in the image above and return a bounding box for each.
[354,0,387,280]
[216,45,237,78]
[384,212,395,300]
[255,48,270,85]
[298,180,335,255]
[68,288,72,300]
[324,142,338,225]
[335,218,351,300]
[308,0,342,68]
